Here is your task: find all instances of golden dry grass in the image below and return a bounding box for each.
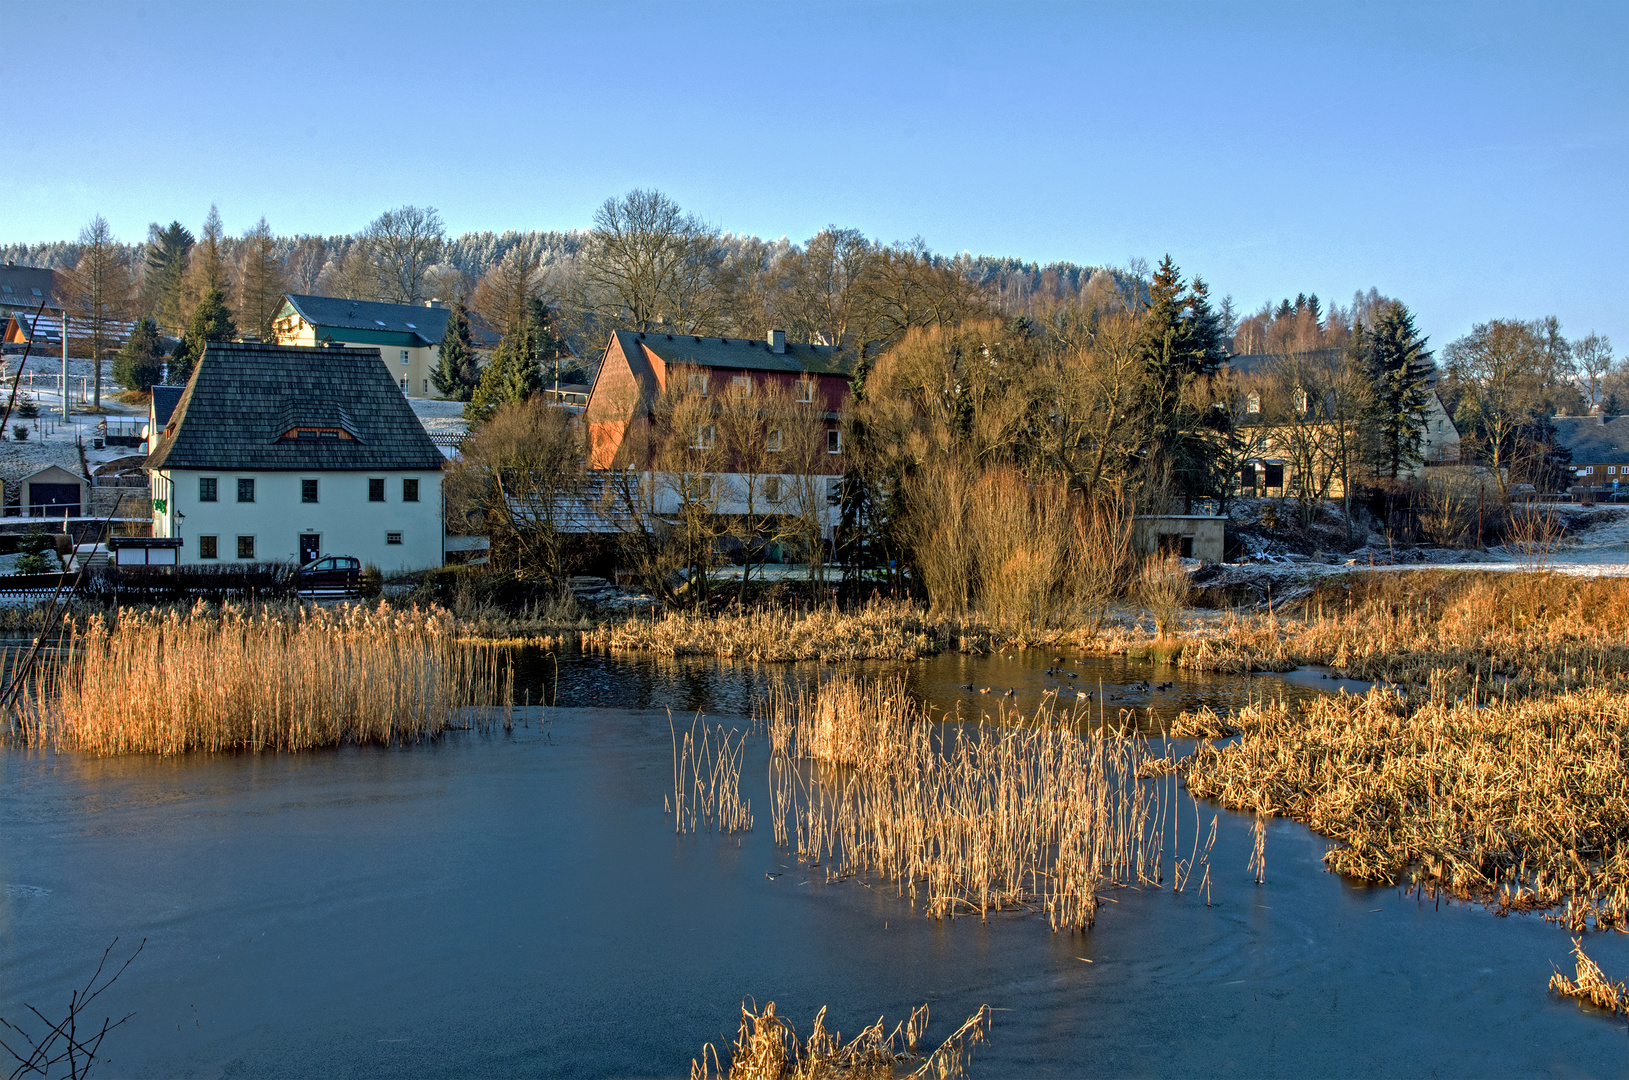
[1183,683,1629,930]
[764,676,1215,930]
[11,602,513,754]
[1550,938,1629,1015]
[584,599,995,662]
[670,715,753,834]
[1088,571,1629,702]
[691,999,991,1080]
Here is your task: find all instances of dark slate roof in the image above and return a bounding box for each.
[1552,415,1629,463]
[149,386,184,428]
[611,330,854,377]
[146,342,443,472]
[0,264,57,309]
[281,293,450,346]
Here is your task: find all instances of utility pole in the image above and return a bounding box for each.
[60,308,70,422]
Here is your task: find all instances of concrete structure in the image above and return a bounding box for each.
[272,294,451,399]
[146,342,445,572]
[1132,515,1226,563]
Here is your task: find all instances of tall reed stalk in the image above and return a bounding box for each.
[763,676,1210,932]
[10,602,513,754]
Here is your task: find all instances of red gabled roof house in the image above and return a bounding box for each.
[584,328,854,470]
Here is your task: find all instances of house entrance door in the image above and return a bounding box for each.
[299,534,321,565]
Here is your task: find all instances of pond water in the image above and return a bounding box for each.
[2,651,1626,1078]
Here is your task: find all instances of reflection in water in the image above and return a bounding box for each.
[518,645,1337,730]
[2,655,1623,1078]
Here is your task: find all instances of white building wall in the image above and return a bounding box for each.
[153,469,444,572]
[647,471,843,535]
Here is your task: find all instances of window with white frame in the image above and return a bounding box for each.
[688,372,709,396]
[797,379,814,403]
[685,474,715,502]
[766,428,783,452]
[827,428,842,454]
[763,475,782,503]
[691,424,716,450]
[400,349,410,365]
[732,375,751,395]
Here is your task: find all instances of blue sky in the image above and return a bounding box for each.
[6,1,1625,351]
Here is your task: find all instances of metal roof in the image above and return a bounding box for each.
[280,294,451,347]
[0,265,57,309]
[610,329,855,377]
[146,342,443,472]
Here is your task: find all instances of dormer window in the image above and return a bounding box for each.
[281,426,354,442]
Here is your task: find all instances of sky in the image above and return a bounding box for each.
[4,0,1625,352]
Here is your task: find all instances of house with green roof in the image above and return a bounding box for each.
[272,293,452,399]
[147,341,446,571]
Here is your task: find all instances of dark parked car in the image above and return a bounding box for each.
[298,555,361,592]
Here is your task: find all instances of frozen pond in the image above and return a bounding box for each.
[3,652,1626,1077]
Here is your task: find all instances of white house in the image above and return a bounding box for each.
[145,341,445,572]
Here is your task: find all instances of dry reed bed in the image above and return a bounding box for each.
[1183,684,1629,930]
[584,599,993,662]
[1094,572,1629,701]
[692,1000,991,1080]
[764,676,1215,931]
[11,602,513,754]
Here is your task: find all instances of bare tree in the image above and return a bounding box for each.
[655,365,729,606]
[285,235,329,295]
[365,205,446,304]
[1443,319,1549,497]
[471,239,544,340]
[1574,332,1614,412]
[318,239,378,301]
[235,217,290,342]
[181,205,231,324]
[58,215,133,409]
[445,398,584,584]
[567,189,724,337]
[776,227,874,348]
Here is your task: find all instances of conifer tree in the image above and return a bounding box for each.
[1132,257,1230,510]
[431,301,481,401]
[464,309,542,424]
[169,287,237,385]
[113,317,167,392]
[1358,302,1434,478]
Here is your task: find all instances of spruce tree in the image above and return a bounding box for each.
[1359,302,1434,478]
[113,317,166,392]
[1133,258,1231,510]
[431,301,481,401]
[169,287,237,385]
[464,309,542,424]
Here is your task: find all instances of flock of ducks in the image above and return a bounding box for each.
[962,656,1176,700]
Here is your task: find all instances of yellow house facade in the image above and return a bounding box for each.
[272,294,450,399]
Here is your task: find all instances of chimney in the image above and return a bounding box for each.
[768,328,786,354]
